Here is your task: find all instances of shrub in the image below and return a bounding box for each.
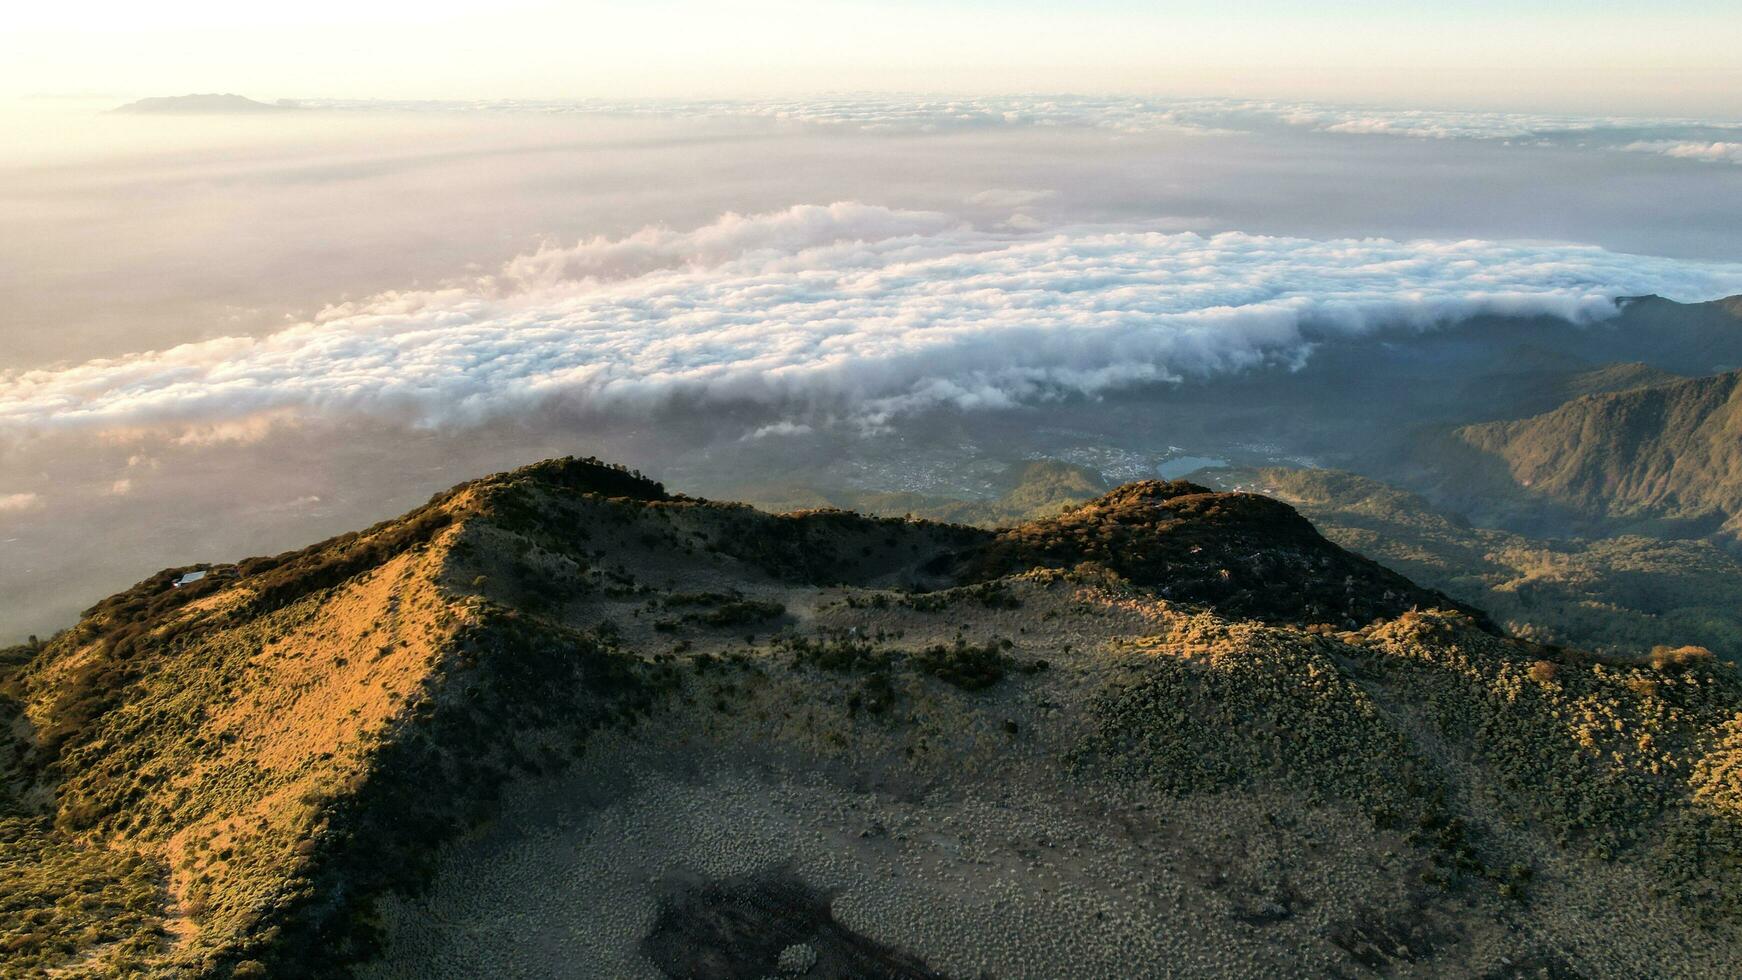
[698,600,786,628]
[1649,645,1715,670]
[912,640,1012,691]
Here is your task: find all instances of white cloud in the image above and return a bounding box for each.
[5,203,1742,434]
[171,412,297,446]
[293,94,1742,146]
[1001,213,1047,232]
[1620,140,1742,165]
[487,201,957,293]
[967,188,1056,209]
[748,421,814,439]
[0,493,42,513]
[108,479,132,496]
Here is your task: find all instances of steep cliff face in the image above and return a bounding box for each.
[4,457,1742,978]
[1457,369,1742,539]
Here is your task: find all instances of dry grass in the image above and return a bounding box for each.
[5,456,1742,977]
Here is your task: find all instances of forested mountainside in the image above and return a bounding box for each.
[1457,369,1742,540]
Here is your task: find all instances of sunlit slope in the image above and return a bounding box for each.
[3,458,1741,976]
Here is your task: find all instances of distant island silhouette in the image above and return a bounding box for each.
[112,93,297,114]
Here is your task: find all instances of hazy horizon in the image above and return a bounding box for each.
[7,1,1742,116]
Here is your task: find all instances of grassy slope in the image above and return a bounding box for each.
[0,460,675,976]
[4,458,1742,975]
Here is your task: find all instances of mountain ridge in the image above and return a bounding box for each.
[4,457,1741,977]
[1214,465,1742,660]
[1456,368,1742,539]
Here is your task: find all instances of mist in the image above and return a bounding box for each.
[8,96,1742,372]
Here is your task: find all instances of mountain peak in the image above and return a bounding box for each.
[4,458,1738,976]
[969,478,1488,628]
[484,454,668,500]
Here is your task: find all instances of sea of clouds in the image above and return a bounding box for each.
[7,202,1742,436]
[1620,140,1742,165]
[290,95,1742,161]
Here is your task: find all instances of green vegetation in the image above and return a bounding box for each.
[910,638,1017,690]
[695,600,786,628]
[8,454,1742,975]
[1079,608,1742,915]
[785,632,1036,693]
[1359,612,1742,921]
[1553,361,1684,401]
[0,821,162,972]
[1232,466,1742,660]
[264,605,686,975]
[0,458,683,977]
[1456,368,1742,540]
[886,581,1024,612]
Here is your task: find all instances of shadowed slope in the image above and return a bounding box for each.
[1458,369,1742,539]
[965,480,1490,629]
[1215,465,1742,660]
[4,457,1742,978]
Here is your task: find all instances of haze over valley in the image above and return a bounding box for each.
[5,2,1742,977]
[6,100,1742,640]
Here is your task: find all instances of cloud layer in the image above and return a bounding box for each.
[7,204,1742,434]
[1620,140,1742,165]
[0,492,41,513]
[294,94,1742,151]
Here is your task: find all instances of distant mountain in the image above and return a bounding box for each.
[112,94,295,114]
[1405,293,1742,427]
[1064,293,1742,480]
[1606,293,1742,375]
[1553,361,1685,401]
[5,457,1741,976]
[1217,466,1742,659]
[1456,368,1742,539]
